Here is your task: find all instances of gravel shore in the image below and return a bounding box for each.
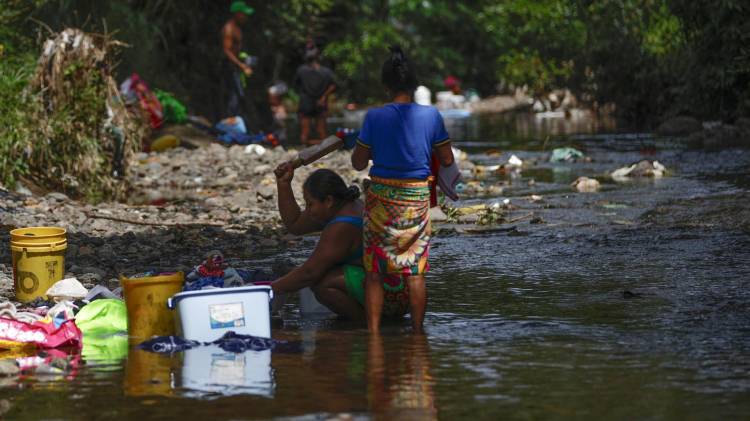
[0,143,367,301]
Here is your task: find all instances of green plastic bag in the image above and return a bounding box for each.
[75,299,128,336]
[154,90,188,124]
[550,147,585,162]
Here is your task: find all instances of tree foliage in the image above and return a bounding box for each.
[2,0,748,127]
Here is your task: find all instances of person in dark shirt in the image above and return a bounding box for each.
[294,49,336,145]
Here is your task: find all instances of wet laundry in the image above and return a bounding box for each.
[0,300,43,324]
[137,335,201,353]
[138,331,299,354]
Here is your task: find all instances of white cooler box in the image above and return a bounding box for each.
[167,285,273,341]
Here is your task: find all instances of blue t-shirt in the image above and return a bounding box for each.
[357,103,450,180]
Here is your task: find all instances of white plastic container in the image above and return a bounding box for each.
[299,287,335,317]
[180,345,274,398]
[167,285,273,341]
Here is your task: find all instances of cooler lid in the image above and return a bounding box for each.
[167,285,272,309]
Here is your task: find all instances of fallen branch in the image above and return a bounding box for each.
[506,212,535,224]
[84,211,225,227]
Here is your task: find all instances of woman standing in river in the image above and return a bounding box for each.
[351,45,455,333]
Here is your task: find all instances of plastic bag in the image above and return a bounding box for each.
[46,278,88,301]
[0,317,82,350]
[550,147,585,163]
[74,299,127,336]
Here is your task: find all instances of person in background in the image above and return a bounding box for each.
[351,45,455,333]
[294,48,337,145]
[221,1,254,119]
[444,75,462,96]
[436,75,467,110]
[268,81,289,143]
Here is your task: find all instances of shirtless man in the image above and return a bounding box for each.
[221,1,254,118]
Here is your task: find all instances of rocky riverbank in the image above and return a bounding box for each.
[0,130,692,304]
[0,143,366,300]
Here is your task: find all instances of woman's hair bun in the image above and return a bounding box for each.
[381,44,417,93]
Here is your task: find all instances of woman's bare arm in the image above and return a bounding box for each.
[275,163,324,235]
[272,224,355,293]
[433,141,454,166]
[351,143,371,171]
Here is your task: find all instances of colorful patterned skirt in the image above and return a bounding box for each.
[343,265,410,317]
[363,176,432,276]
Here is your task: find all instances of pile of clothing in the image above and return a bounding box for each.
[184,250,272,291]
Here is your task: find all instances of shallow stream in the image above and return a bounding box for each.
[2,112,749,420]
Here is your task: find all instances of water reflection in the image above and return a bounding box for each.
[124,344,274,398]
[124,347,177,397]
[368,334,437,420]
[82,333,128,369]
[0,347,81,388]
[179,345,274,398]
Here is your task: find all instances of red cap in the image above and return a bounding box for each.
[444,75,460,89]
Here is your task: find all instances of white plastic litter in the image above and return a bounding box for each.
[244,144,266,156]
[507,154,523,167]
[611,164,635,180]
[83,285,123,302]
[414,85,432,105]
[299,287,334,316]
[46,278,88,301]
[451,146,468,162]
[611,160,667,181]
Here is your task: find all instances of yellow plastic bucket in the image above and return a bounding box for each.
[121,272,184,340]
[10,227,67,303]
[150,134,180,152]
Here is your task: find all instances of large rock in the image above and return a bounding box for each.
[0,360,19,376]
[571,176,600,192]
[429,207,448,222]
[687,124,744,148]
[611,160,666,181]
[656,116,702,136]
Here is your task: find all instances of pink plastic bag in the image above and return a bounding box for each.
[0,317,82,350]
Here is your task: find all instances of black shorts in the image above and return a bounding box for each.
[298,94,327,118]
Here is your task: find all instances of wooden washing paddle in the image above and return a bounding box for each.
[288,134,345,168]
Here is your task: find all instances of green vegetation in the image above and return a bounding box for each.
[1,3,145,200]
[1,0,748,196]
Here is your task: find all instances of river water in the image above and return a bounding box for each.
[2,113,749,420]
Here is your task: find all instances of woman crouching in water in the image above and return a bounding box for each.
[271,165,412,320]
